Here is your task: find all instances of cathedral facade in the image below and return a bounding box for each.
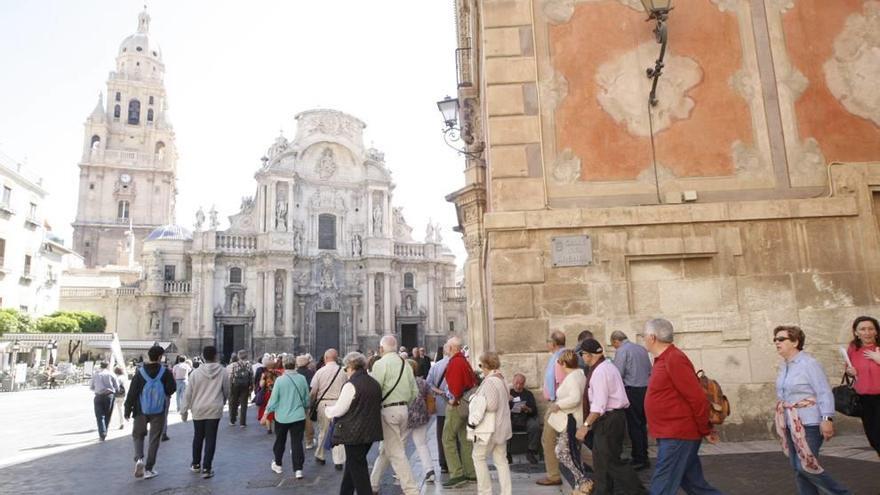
[62,12,465,360]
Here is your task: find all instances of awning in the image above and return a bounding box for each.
[88,340,177,352]
[0,333,114,344]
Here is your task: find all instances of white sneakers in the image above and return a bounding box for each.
[295,470,304,479]
[144,469,158,479]
[134,458,145,478]
[271,461,283,474]
[305,440,316,449]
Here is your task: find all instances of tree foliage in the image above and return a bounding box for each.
[35,315,80,334]
[49,311,106,333]
[0,308,35,335]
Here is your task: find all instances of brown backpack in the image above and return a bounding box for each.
[696,370,731,425]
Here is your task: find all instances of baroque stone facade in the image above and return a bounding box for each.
[447,0,880,440]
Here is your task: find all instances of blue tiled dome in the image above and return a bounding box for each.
[145,224,192,241]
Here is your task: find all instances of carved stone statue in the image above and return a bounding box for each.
[230,292,240,315]
[374,274,384,331]
[434,222,443,243]
[321,256,337,290]
[425,221,435,243]
[150,311,160,332]
[274,271,284,328]
[194,207,205,231]
[372,204,383,234]
[405,294,414,312]
[351,234,363,256]
[209,205,219,230]
[275,200,288,231]
[293,227,303,254]
[316,148,337,180]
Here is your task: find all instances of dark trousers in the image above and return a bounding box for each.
[229,384,250,425]
[273,420,305,471]
[649,439,721,495]
[784,426,852,495]
[132,413,166,470]
[436,415,447,470]
[192,418,220,470]
[592,409,646,495]
[624,386,649,463]
[93,394,114,439]
[859,394,880,455]
[340,442,373,495]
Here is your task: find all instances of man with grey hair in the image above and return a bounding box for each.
[537,330,567,487]
[310,348,346,468]
[441,336,477,488]
[641,318,721,494]
[229,349,253,427]
[370,335,419,494]
[611,330,652,470]
[427,342,453,473]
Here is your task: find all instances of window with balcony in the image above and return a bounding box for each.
[127,99,141,125]
[1,185,11,207]
[29,202,37,218]
[23,255,31,276]
[164,265,175,282]
[229,267,242,284]
[318,214,336,250]
[404,272,414,288]
[117,200,130,220]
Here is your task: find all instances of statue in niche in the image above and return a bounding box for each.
[316,148,337,180]
[321,256,337,290]
[230,293,240,315]
[293,227,303,254]
[434,222,443,243]
[150,311,160,332]
[405,294,414,312]
[375,302,383,330]
[297,270,310,289]
[209,205,219,230]
[194,207,205,231]
[351,234,362,256]
[372,204,383,234]
[275,200,288,231]
[274,272,284,326]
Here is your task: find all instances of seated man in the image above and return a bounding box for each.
[509,373,542,464]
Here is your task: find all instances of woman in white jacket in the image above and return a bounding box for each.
[468,351,512,495]
[548,349,592,494]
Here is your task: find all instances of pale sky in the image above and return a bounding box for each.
[0,0,467,265]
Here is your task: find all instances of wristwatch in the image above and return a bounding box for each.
[821,416,833,422]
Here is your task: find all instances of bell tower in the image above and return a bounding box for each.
[72,8,178,268]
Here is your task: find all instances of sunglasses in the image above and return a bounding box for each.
[773,336,791,343]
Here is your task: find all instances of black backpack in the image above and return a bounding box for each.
[232,361,251,386]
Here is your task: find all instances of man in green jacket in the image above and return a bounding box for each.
[263,355,310,479]
[369,335,419,495]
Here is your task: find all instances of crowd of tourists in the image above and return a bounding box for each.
[86,314,880,494]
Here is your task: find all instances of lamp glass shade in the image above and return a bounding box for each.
[641,0,672,13]
[436,96,459,127]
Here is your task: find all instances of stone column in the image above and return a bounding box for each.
[202,265,215,339]
[264,270,274,337]
[298,300,306,349]
[285,269,294,336]
[366,272,375,334]
[288,182,295,232]
[366,191,374,236]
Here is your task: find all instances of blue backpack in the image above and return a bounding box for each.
[138,365,167,415]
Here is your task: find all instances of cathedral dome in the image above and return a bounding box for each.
[145,224,192,242]
[118,10,162,61]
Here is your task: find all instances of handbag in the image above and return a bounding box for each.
[324,419,337,451]
[425,390,437,415]
[310,365,342,422]
[254,387,266,407]
[833,373,862,417]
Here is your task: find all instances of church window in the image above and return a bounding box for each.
[90,135,101,150]
[117,200,130,220]
[449,320,455,332]
[89,183,95,190]
[147,109,154,122]
[155,141,165,155]
[113,105,121,119]
[115,92,121,102]
[148,96,154,105]
[404,272,414,288]
[127,99,141,125]
[318,214,336,250]
[136,46,143,52]
[164,265,175,281]
[171,322,180,336]
[229,267,242,284]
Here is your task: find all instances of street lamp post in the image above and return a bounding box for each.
[436,96,484,159]
[641,0,674,106]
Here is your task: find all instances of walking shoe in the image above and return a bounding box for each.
[295,470,304,479]
[526,450,539,464]
[271,461,283,474]
[425,470,435,483]
[190,464,201,473]
[305,440,316,449]
[240,423,246,428]
[99,435,106,442]
[134,458,145,478]
[201,468,214,479]
[536,478,562,486]
[631,460,650,471]
[229,420,236,426]
[315,457,326,465]
[465,476,478,483]
[335,464,343,471]
[442,476,467,488]
[161,435,170,442]
[143,469,158,479]
[440,466,449,474]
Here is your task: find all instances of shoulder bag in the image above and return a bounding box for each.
[310,366,342,422]
[833,373,862,417]
[381,356,406,403]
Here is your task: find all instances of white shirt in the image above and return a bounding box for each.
[325,382,356,418]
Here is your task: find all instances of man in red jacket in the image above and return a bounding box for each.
[642,318,722,495]
[441,336,477,488]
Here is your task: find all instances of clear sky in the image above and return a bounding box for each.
[0,0,467,265]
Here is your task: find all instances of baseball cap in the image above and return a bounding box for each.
[578,338,603,354]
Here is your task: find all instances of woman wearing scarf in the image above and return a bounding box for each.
[467,351,512,495]
[774,325,851,495]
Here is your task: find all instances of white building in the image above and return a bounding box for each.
[0,151,80,316]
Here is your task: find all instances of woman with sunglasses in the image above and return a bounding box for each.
[845,316,880,458]
[773,325,851,495]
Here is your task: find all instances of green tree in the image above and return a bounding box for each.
[0,308,35,335]
[50,311,106,333]
[35,315,80,334]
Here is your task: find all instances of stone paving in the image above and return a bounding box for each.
[0,386,877,494]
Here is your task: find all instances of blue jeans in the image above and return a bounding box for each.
[784,426,851,495]
[175,379,187,411]
[93,394,114,439]
[649,438,722,495]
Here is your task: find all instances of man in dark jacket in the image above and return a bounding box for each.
[125,345,176,480]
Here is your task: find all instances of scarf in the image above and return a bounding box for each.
[774,398,823,474]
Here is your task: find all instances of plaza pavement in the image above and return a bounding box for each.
[0,385,877,494]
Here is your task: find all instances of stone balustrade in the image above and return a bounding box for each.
[86,149,165,169]
[163,281,191,293]
[442,286,466,302]
[394,242,426,258]
[216,233,258,253]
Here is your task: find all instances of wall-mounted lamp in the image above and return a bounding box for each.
[641,0,674,106]
[436,96,485,159]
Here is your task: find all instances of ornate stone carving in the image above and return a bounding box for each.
[595,43,702,137]
[321,254,337,290]
[351,233,363,256]
[823,1,880,126]
[293,226,303,254]
[316,148,337,180]
[194,207,205,231]
[768,0,795,13]
[372,204,384,234]
[778,63,809,99]
[300,110,362,140]
[274,270,285,334]
[392,207,414,242]
[208,205,219,230]
[730,68,761,103]
[731,141,764,178]
[230,292,241,315]
[374,273,384,331]
[789,138,827,184]
[551,149,581,184]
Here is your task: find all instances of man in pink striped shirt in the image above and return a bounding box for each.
[576,339,646,495]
